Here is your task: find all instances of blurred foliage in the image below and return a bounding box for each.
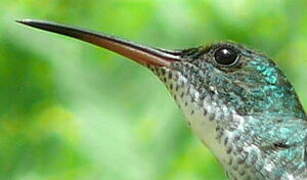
[0,0,306,179]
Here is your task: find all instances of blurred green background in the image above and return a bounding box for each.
[0,0,306,179]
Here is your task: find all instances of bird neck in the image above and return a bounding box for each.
[150,66,306,180]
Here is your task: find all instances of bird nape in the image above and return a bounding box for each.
[17,19,307,180]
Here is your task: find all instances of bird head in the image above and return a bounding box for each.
[17,20,305,121]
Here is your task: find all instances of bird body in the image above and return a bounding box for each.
[18,20,306,180]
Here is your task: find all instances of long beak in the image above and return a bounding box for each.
[16,19,181,66]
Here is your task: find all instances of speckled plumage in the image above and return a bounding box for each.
[150,42,307,180]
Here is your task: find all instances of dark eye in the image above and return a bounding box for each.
[214,47,239,65]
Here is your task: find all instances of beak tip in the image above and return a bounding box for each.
[16,19,28,25]
[16,19,39,26]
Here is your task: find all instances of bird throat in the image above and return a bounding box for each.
[149,64,234,167]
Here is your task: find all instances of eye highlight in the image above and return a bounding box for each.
[214,46,239,66]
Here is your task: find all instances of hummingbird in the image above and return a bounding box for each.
[17,19,306,180]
